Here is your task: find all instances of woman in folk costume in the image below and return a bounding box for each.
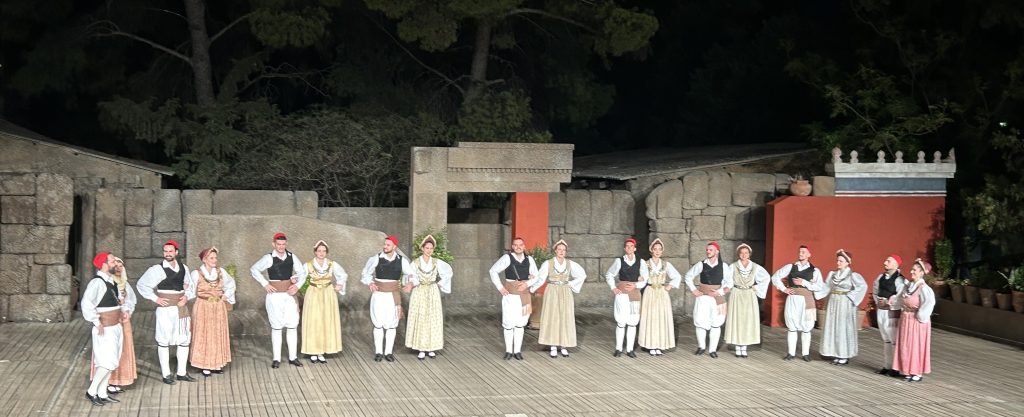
[722,244,770,358]
[90,256,137,395]
[300,240,348,363]
[892,258,936,382]
[529,239,586,358]
[187,247,237,376]
[819,249,868,365]
[404,235,453,360]
[638,238,682,356]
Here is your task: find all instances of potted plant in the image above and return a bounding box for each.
[1003,266,1024,313]
[977,274,998,309]
[929,238,953,299]
[789,174,812,196]
[948,277,965,303]
[964,266,984,306]
[995,268,1015,311]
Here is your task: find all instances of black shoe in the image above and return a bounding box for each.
[162,375,176,384]
[503,352,513,360]
[176,374,196,382]
[877,368,890,375]
[86,393,106,406]
[271,360,281,368]
[288,359,304,367]
[384,354,396,362]
[741,354,749,358]
[709,352,718,359]
[374,354,383,362]
[514,353,524,360]
[100,396,120,404]
[783,354,794,361]
[888,369,902,378]
[694,348,706,356]
[211,369,224,374]
[626,350,637,358]
[613,350,623,357]
[802,355,812,362]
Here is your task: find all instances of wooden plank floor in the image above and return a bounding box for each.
[1,307,1021,416]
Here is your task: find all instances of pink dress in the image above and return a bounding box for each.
[892,285,931,375]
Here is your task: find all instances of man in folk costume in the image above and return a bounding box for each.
[300,240,347,364]
[770,244,825,362]
[90,256,137,394]
[250,232,307,368]
[488,237,540,360]
[684,241,734,358]
[722,243,770,358]
[137,240,195,384]
[187,247,237,376]
[873,254,906,377]
[361,235,414,362]
[529,239,587,358]
[604,237,649,357]
[404,235,454,360]
[82,252,124,406]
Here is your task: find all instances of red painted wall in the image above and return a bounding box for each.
[765,196,945,327]
[511,192,549,251]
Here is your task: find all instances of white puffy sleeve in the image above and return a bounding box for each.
[436,259,454,294]
[361,255,379,285]
[848,272,868,306]
[665,262,683,289]
[771,264,792,294]
[222,268,237,305]
[250,254,272,288]
[333,261,348,295]
[754,264,771,299]
[568,260,587,293]
[605,258,622,290]
[683,262,702,291]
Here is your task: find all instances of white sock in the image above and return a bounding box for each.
[742,345,748,355]
[513,327,524,353]
[801,332,811,356]
[696,328,708,349]
[384,329,396,355]
[615,326,625,351]
[158,346,171,377]
[503,328,513,353]
[286,328,298,360]
[883,342,893,368]
[709,327,721,353]
[625,326,637,352]
[271,329,283,361]
[736,345,743,354]
[373,328,384,354]
[176,346,189,375]
[88,367,110,396]
[550,346,558,355]
[787,331,797,356]
[97,369,112,398]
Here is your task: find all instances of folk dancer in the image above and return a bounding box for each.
[892,259,936,382]
[722,243,770,358]
[301,240,347,364]
[488,237,540,360]
[605,237,649,357]
[404,235,453,360]
[684,241,734,358]
[250,232,307,368]
[637,238,682,356]
[529,240,586,358]
[770,245,825,362]
[137,240,195,383]
[361,235,414,362]
[89,256,137,395]
[187,247,236,376]
[873,254,906,376]
[82,252,124,406]
[819,249,868,365]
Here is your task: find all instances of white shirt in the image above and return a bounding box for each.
[250,251,307,288]
[360,252,414,284]
[604,255,650,290]
[488,252,540,291]
[683,257,735,295]
[137,260,193,303]
[531,258,587,293]
[409,255,454,294]
[186,265,238,304]
[81,271,121,327]
[300,258,349,294]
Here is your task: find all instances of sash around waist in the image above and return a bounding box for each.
[698,284,726,305]
[375,280,402,306]
[788,287,816,310]
[98,310,121,327]
[268,280,293,292]
[616,281,642,302]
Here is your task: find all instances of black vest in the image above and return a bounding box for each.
[95,276,120,308]
[157,263,187,291]
[618,257,641,282]
[268,252,294,281]
[876,270,901,298]
[699,259,725,285]
[787,262,815,287]
[504,253,531,281]
[375,254,403,280]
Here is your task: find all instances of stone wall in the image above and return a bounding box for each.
[0,173,74,321]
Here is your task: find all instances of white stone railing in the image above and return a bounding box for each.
[826,147,957,178]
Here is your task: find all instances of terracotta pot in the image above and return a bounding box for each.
[929,280,950,299]
[995,293,1013,311]
[857,310,867,330]
[979,288,997,308]
[1013,290,1024,313]
[949,284,964,303]
[964,285,981,305]
[816,309,826,329]
[789,180,812,196]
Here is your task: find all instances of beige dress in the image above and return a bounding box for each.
[190,268,233,369]
[535,259,586,347]
[405,256,453,351]
[301,259,344,355]
[723,261,770,346]
[638,259,678,350]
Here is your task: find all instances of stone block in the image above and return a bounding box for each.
[689,241,710,266]
[732,173,777,193]
[123,258,162,278]
[691,216,725,240]
[0,295,7,321]
[747,207,766,240]
[125,189,154,226]
[46,264,72,294]
[548,192,566,227]
[153,189,182,232]
[725,207,751,240]
[708,171,733,207]
[94,189,125,256]
[611,191,634,235]
[701,206,727,216]
[716,240,740,264]
[182,189,214,218]
[775,173,793,194]
[29,264,46,293]
[0,174,35,195]
[475,224,504,259]
[589,190,614,234]
[732,191,772,207]
[682,172,710,210]
[645,180,682,220]
[34,254,66,265]
[560,233,631,258]
[212,190,295,215]
[295,191,318,218]
[565,190,591,234]
[448,224,483,258]
[7,294,70,322]
[0,225,69,254]
[650,233,688,257]
[1,196,36,224]
[812,176,836,197]
[124,226,152,258]
[35,173,73,226]
[682,209,701,219]
[0,254,31,294]
[599,257,621,280]
[649,218,687,234]
[746,241,767,265]
[153,232,186,259]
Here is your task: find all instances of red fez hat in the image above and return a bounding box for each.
[273,232,287,241]
[799,244,811,252]
[708,241,721,251]
[164,240,180,250]
[625,238,637,245]
[512,236,525,243]
[92,252,110,269]
[385,235,399,246]
[888,254,903,266]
